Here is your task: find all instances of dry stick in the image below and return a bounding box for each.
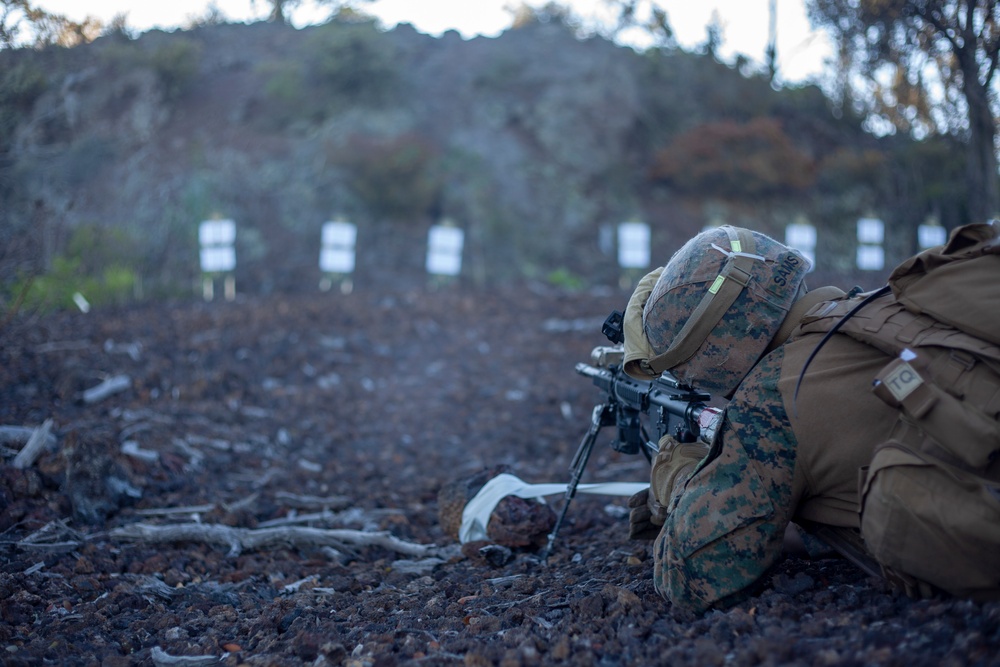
[171,438,204,469]
[109,522,438,558]
[281,574,319,593]
[221,492,259,513]
[14,541,82,551]
[275,491,351,510]
[132,504,217,517]
[150,646,218,667]
[256,509,341,528]
[0,426,39,444]
[15,518,83,551]
[35,340,91,354]
[121,440,159,463]
[257,507,402,528]
[82,374,131,404]
[13,419,53,469]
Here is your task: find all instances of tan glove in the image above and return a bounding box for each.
[622,267,663,381]
[627,488,665,540]
[628,434,709,540]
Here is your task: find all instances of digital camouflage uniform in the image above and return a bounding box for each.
[655,332,898,614]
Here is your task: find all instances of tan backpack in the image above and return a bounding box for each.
[795,222,1000,600]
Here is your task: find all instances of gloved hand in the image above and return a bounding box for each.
[627,487,666,540]
[622,267,663,381]
[627,434,709,540]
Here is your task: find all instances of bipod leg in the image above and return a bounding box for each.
[542,403,615,562]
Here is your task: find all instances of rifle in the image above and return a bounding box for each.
[543,310,722,559]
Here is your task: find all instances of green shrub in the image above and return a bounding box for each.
[257,59,312,126]
[306,20,400,111]
[8,224,140,313]
[256,21,398,127]
[99,36,202,101]
[261,60,305,103]
[11,257,137,312]
[546,267,585,290]
[147,37,202,100]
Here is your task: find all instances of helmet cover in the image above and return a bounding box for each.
[643,225,809,397]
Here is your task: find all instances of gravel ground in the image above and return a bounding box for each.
[1,286,998,666]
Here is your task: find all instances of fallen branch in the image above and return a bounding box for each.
[13,541,82,552]
[281,574,319,593]
[34,340,91,354]
[121,440,159,463]
[24,561,46,575]
[257,507,402,528]
[12,418,53,469]
[221,493,258,513]
[171,438,204,470]
[150,646,218,667]
[274,491,351,510]
[0,426,37,444]
[256,509,341,528]
[108,522,438,558]
[185,434,231,450]
[15,518,84,551]
[133,504,217,517]
[82,374,131,404]
[103,339,142,361]
[0,423,57,448]
[390,557,447,575]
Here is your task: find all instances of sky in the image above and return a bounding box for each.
[31,0,834,85]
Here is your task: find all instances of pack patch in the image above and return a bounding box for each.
[881,361,923,403]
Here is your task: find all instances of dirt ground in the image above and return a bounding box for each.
[1,285,998,667]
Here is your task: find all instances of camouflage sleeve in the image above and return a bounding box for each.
[652,349,798,615]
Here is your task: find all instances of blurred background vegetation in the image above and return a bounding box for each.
[0,0,996,315]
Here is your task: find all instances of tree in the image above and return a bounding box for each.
[1,0,38,47]
[596,0,675,47]
[807,0,1000,223]
[1,0,100,49]
[251,0,374,24]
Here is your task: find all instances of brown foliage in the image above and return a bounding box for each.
[815,147,886,193]
[650,117,816,199]
[329,133,441,223]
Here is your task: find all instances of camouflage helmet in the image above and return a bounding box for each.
[639,226,809,397]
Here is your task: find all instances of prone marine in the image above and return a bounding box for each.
[622,223,1000,615]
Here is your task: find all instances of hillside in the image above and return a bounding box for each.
[0,15,968,306]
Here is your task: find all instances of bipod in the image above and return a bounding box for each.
[541,402,617,562]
